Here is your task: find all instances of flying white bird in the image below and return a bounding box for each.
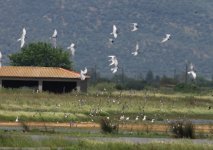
[81,67,87,75]
[110,25,118,38]
[67,43,75,56]
[111,66,118,74]
[161,34,171,43]
[51,29,58,48]
[80,67,87,80]
[126,117,130,120]
[108,55,118,66]
[131,23,138,32]
[188,70,196,80]
[108,55,118,73]
[52,29,57,38]
[17,28,26,48]
[132,42,139,56]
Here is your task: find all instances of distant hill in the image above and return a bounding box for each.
[0,0,213,79]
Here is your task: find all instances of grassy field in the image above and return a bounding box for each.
[0,88,212,123]
[0,88,212,148]
[0,133,212,149]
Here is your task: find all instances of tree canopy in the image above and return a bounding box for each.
[9,42,72,69]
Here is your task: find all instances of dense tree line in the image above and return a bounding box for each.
[89,69,213,92]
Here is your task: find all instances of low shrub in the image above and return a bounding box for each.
[170,120,195,139]
[100,118,118,134]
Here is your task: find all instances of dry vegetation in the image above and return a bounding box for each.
[0,88,212,123]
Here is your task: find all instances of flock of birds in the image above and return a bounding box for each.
[108,23,170,74]
[1,22,196,81]
[11,24,201,124]
[14,27,87,79]
[107,23,196,80]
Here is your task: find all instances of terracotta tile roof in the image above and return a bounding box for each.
[0,66,82,79]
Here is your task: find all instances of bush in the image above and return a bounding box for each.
[174,83,199,93]
[100,118,118,134]
[170,120,195,139]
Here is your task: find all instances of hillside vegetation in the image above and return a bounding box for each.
[0,0,213,78]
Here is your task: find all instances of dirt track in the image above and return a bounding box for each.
[0,121,212,133]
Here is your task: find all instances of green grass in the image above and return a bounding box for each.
[0,133,212,149]
[74,141,213,150]
[0,88,212,122]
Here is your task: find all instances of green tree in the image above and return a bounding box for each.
[9,42,72,69]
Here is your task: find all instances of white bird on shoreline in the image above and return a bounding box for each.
[110,25,118,38]
[161,34,171,43]
[143,115,146,121]
[131,23,138,32]
[17,28,26,48]
[120,115,125,120]
[15,116,19,122]
[67,43,75,56]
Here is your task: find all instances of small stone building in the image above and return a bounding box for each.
[0,66,88,93]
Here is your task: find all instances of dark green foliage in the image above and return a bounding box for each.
[174,83,199,92]
[170,120,195,139]
[115,80,145,90]
[111,74,145,90]
[100,118,119,134]
[160,75,177,86]
[91,70,213,92]
[196,76,213,87]
[9,42,72,69]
